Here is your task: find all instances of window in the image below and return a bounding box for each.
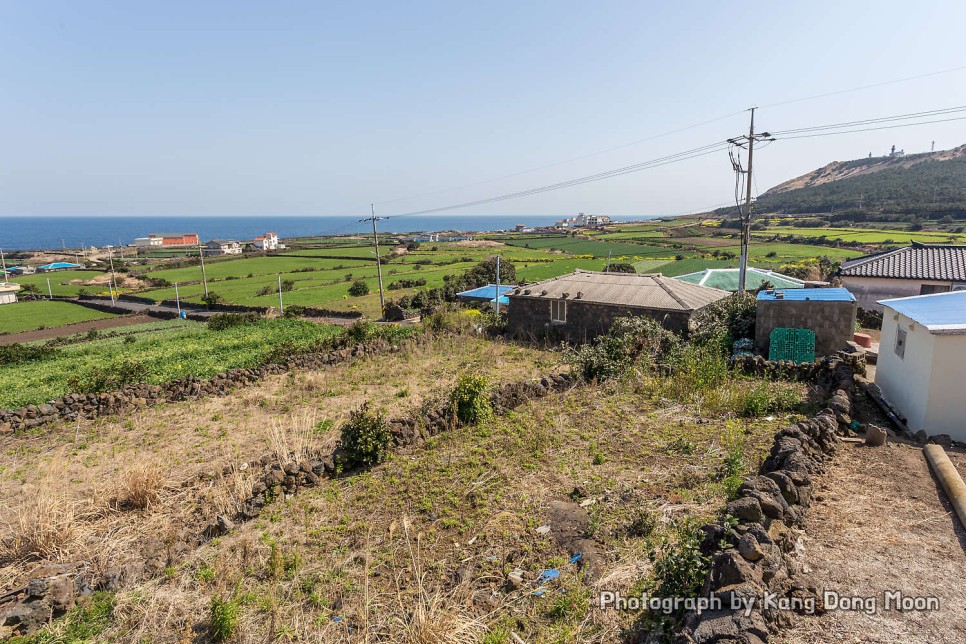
[894,327,907,359]
[920,284,951,295]
[550,299,567,323]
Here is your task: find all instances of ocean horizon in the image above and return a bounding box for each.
[0,214,663,251]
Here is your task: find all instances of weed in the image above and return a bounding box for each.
[116,461,165,510]
[339,403,392,468]
[449,373,492,425]
[209,594,240,642]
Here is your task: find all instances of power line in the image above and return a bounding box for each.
[777,115,966,140]
[771,104,966,135]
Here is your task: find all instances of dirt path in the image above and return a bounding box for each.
[779,439,966,643]
[0,314,156,345]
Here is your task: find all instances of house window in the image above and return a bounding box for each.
[894,327,907,359]
[550,299,567,323]
[920,284,951,295]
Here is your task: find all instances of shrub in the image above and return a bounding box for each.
[283,304,307,318]
[606,262,636,273]
[339,403,392,468]
[689,292,756,347]
[208,312,261,331]
[201,292,224,307]
[348,280,370,297]
[567,316,680,382]
[449,373,492,425]
[209,595,240,642]
[67,360,148,394]
[344,320,378,345]
[647,521,711,619]
[0,343,59,366]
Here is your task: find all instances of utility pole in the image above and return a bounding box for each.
[46,278,53,299]
[0,247,7,282]
[606,250,612,271]
[174,282,181,317]
[494,255,501,315]
[106,245,118,307]
[728,108,773,291]
[277,274,284,314]
[198,246,209,298]
[360,205,386,316]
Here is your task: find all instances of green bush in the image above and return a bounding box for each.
[209,595,240,642]
[282,304,307,318]
[339,403,392,468]
[689,292,757,346]
[201,292,224,307]
[67,360,148,394]
[348,280,370,297]
[0,343,59,366]
[567,316,680,382]
[208,312,261,331]
[647,521,710,615]
[449,373,492,425]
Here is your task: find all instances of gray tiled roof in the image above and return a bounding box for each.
[507,270,729,311]
[839,243,966,280]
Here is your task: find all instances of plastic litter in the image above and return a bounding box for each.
[537,568,560,585]
[569,553,582,565]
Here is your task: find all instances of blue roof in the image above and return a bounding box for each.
[880,290,966,334]
[457,284,517,300]
[757,287,855,303]
[38,262,82,269]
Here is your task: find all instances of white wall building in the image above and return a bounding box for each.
[254,232,280,251]
[876,290,966,441]
[0,282,20,305]
[134,237,163,247]
[205,240,243,256]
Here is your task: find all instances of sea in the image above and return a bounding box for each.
[0,215,656,251]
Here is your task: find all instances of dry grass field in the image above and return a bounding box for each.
[1,328,816,642]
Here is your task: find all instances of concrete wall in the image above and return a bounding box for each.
[506,296,690,342]
[842,276,956,310]
[755,299,857,357]
[876,311,934,433]
[924,333,966,441]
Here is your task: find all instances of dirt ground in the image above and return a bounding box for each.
[0,314,156,345]
[779,438,966,643]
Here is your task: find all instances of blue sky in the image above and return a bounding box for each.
[2,1,965,217]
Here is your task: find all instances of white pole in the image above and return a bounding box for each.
[277,274,284,314]
[47,278,53,299]
[175,282,181,317]
[495,255,501,315]
[0,247,6,282]
[199,246,209,297]
[107,246,117,307]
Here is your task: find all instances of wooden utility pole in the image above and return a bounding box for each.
[360,205,386,316]
[199,245,209,298]
[277,274,284,314]
[728,108,773,292]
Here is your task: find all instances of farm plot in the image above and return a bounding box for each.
[756,226,966,245]
[13,270,116,297]
[502,236,685,258]
[0,300,116,334]
[0,317,346,409]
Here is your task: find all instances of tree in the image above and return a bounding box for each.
[202,292,223,306]
[348,280,370,297]
[606,262,636,273]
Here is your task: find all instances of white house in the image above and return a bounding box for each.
[134,236,163,247]
[254,232,280,251]
[0,282,20,305]
[838,243,966,310]
[205,240,243,256]
[876,290,966,441]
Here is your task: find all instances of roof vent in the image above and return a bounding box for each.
[524,289,531,295]
[541,290,548,296]
[575,291,583,299]
[562,292,570,298]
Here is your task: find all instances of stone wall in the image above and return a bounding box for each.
[507,297,691,343]
[755,299,857,358]
[680,354,858,643]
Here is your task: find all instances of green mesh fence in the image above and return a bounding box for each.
[768,327,816,363]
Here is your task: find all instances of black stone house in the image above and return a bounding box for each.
[506,270,729,342]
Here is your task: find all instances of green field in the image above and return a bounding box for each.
[13,270,116,297]
[716,242,860,261]
[0,317,347,408]
[755,226,966,244]
[0,300,116,334]
[501,236,688,258]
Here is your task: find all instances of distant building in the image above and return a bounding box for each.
[0,282,20,305]
[7,266,35,276]
[134,236,163,247]
[674,267,807,292]
[413,233,440,243]
[253,232,281,251]
[838,243,966,310]
[877,291,966,441]
[506,270,728,341]
[37,262,83,273]
[205,240,243,256]
[514,224,534,233]
[555,213,612,228]
[146,232,200,246]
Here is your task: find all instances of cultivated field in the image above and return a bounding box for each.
[0,301,116,335]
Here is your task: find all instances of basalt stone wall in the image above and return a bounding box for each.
[679,354,858,643]
[0,338,422,434]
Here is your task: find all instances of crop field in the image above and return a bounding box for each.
[0,317,346,409]
[754,226,966,244]
[501,236,687,258]
[13,270,116,297]
[0,300,116,334]
[715,242,860,261]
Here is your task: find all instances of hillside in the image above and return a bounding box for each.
[723,144,966,217]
